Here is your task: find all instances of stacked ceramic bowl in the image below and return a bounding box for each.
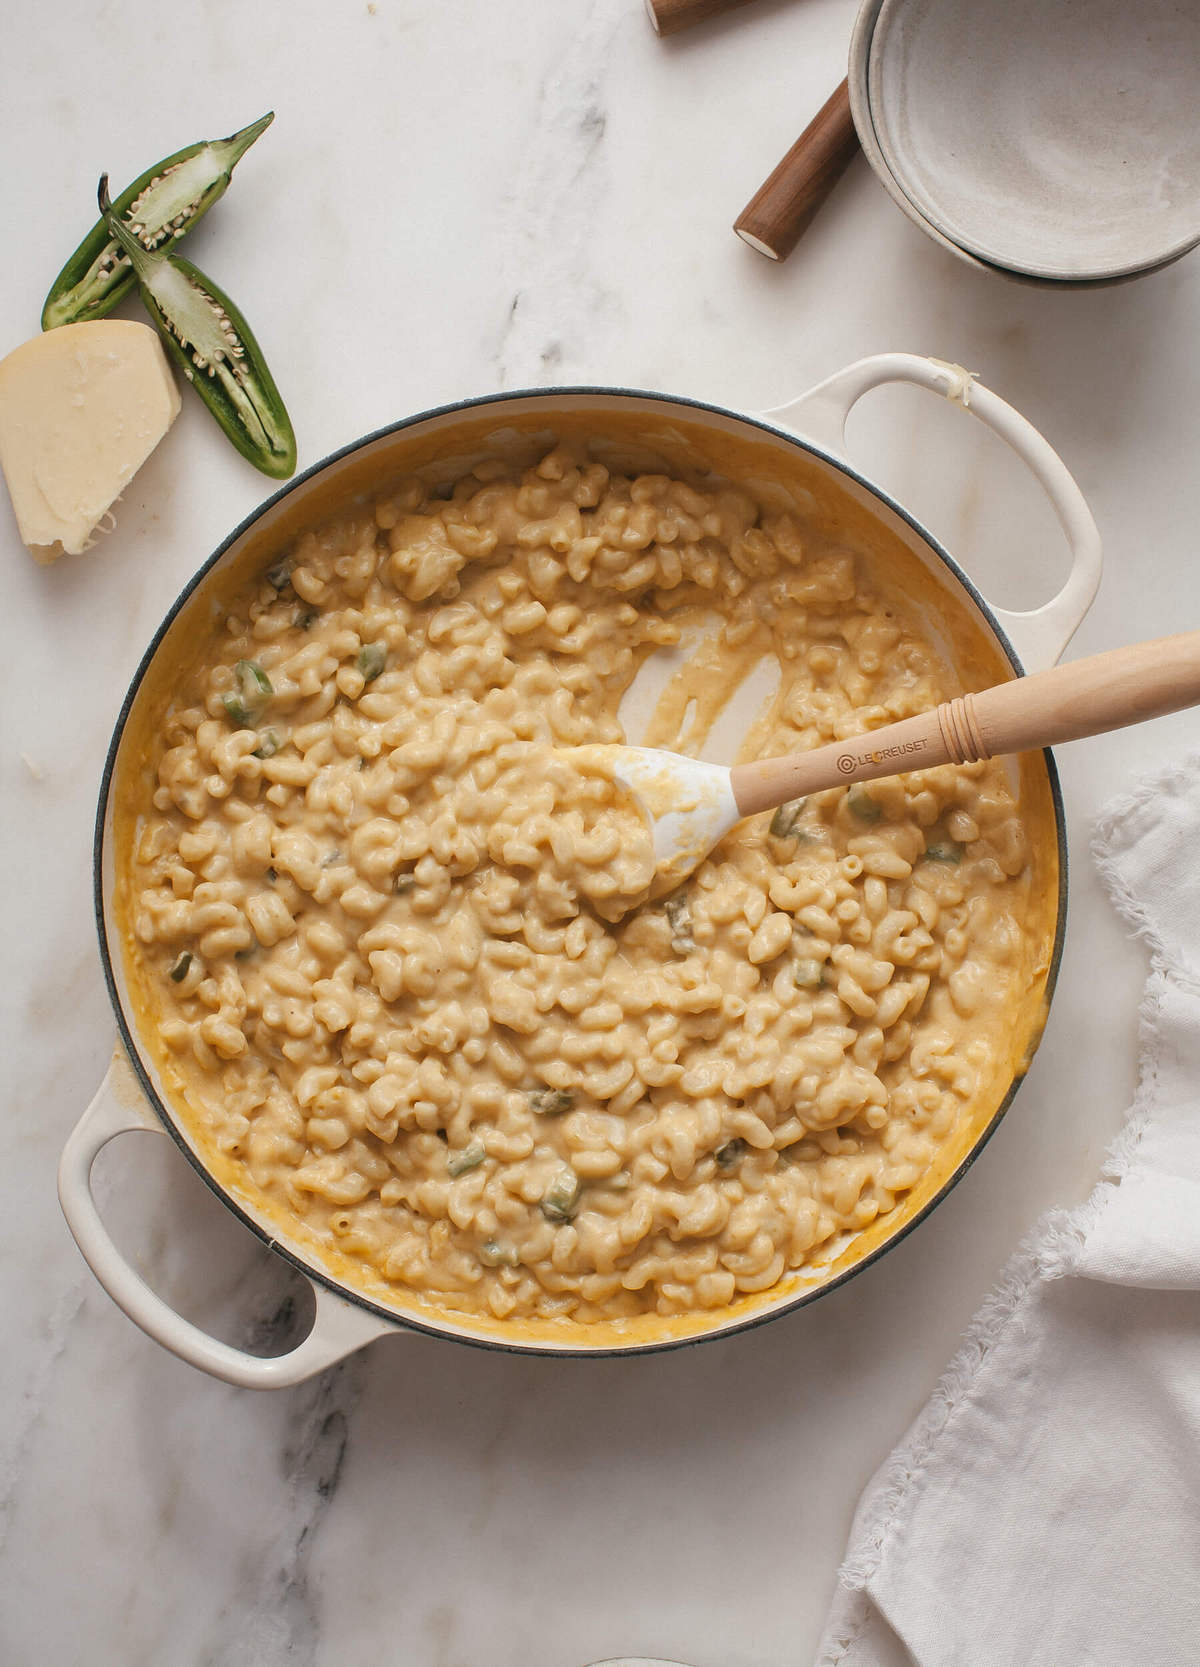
[849,0,1200,286]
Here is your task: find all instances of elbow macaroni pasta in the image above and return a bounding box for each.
[122,438,1049,1326]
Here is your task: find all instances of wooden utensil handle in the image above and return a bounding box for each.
[734,79,859,261]
[645,0,762,35]
[731,630,1200,816]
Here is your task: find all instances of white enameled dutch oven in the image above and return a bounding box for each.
[59,353,1101,1387]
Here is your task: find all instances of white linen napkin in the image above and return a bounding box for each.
[815,756,1200,1667]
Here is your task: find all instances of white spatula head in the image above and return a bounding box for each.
[578,744,740,896]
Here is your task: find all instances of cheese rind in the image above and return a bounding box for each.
[0,320,180,562]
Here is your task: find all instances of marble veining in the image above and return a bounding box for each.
[197,1360,365,1667]
[492,2,627,388]
[2,0,1199,1663]
[0,1281,87,1559]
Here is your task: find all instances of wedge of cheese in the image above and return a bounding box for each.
[0,319,180,563]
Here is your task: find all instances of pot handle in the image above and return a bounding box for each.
[764,353,1102,672]
[58,1048,397,1389]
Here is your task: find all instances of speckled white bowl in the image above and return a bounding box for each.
[848,0,993,276]
[861,0,1200,283]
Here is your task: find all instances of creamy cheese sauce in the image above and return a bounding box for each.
[121,438,1049,1325]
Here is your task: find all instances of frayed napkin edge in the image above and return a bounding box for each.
[825,755,1190,1621]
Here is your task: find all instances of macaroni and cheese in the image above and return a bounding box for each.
[121,435,1051,1327]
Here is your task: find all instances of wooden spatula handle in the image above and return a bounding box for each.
[731,630,1200,817]
[645,0,762,34]
[734,79,859,261]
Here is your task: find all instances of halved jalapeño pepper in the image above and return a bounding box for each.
[42,114,273,331]
[100,178,296,479]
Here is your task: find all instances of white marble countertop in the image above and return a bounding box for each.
[4,2,1199,1662]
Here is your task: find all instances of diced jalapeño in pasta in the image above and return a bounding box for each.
[794,956,826,989]
[222,659,273,727]
[295,609,319,630]
[528,1088,574,1115]
[240,660,273,700]
[253,728,280,759]
[446,1139,487,1177]
[168,950,192,983]
[847,785,882,823]
[715,1138,746,1170]
[541,1167,581,1223]
[769,797,806,839]
[357,642,387,683]
[923,841,963,864]
[479,1239,520,1268]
